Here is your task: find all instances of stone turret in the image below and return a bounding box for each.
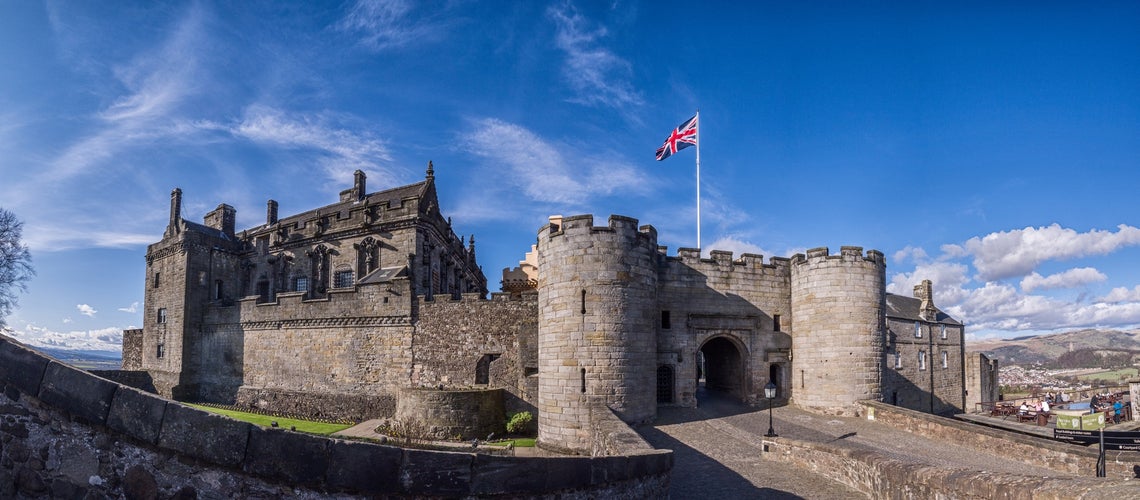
[790,246,886,416]
[203,204,236,237]
[536,214,659,454]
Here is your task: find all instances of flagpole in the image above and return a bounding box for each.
[695,109,701,252]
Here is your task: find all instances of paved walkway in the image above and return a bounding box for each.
[641,392,1080,499]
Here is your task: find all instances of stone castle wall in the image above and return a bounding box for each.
[0,334,672,498]
[413,292,539,414]
[656,249,793,405]
[537,215,659,454]
[790,247,886,415]
[120,329,143,370]
[965,352,999,411]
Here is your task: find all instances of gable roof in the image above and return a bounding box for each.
[885,293,962,325]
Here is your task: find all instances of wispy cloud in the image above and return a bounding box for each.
[336,0,447,52]
[117,302,139,313]
[547,2,644,112]
[76,304,97,317]
[943,223,1140,282]
[1020,268,1106,293]
[457,117,649,211]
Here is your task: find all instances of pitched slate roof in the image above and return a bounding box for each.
[885,293,962,325]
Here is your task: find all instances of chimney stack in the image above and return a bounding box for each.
[267,199,278,225]
[913,280,938,321]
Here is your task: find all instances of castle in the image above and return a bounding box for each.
[122,165,973,454]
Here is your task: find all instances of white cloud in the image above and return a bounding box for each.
[892,245,928,264]
[336,0,444,52]
[76,304,97,317]
[547,2,644,112]
[961,223,1140,281]
[1020,267,1106,293]
[1100,286,1140,304]
[117,302,139,313]
[62,318,72,324]
[7,323,125,352]
[458,118,649,207]
[704,236,772,259]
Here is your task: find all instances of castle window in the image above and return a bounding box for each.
[894,352,901,369]
[918,350,926,370]
[294,276,309,293]
[153,272,160,288]
[773,314,781,332]
[656,365,675,403]
[661,310,671,329]
[156,308,167,324]
[580,368,587,393]
[580,290,586,315]
[941,350,948,369]
[914,322,922,338]
[214,280,224,300]
[257,280,270,302]
[334,270,355,288]
[156,344,165,359]
[940,324,947,340]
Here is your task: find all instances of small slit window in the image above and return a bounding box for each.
[156,308,167,324]
[580,290,586,314]
[580,368,587,393]
[153,272,160,288]
[941,350,948,369]
[661,310,671,329]
[773,314,781,332]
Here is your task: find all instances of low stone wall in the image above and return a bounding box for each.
[0,335,672,498]
[90,370,156,393]
[395,387,505,440]
[861,401,1136,479]
[591,400,658,457]
[234,385,396,422]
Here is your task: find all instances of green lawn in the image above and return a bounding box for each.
[487,438,536,447]
[1077,367,1139,382]
[187,404,353,436]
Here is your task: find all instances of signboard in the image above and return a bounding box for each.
[1053,429,1140,451]
[1081,412,1107,431]
[1055,414,1082,430]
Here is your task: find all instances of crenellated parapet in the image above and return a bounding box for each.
[790,246,886,267]
[538,214,658,250]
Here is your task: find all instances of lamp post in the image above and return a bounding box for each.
[764,381,778,437]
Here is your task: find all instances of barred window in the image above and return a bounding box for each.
[294,276,309,292]
[334,270,355,288]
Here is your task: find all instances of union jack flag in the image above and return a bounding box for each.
[655,114,698,161]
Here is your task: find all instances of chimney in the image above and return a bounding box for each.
[166,188,183,237]
[204,204,237,238]
[267,199,278,225]
[913,279,937,321]
[353,169,366,200]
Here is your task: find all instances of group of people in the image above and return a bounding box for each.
[1090,393,1127,424]
[1017,399,1052,425]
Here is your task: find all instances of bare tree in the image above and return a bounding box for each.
[0,208,34,327]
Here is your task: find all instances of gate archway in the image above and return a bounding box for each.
[698,336,746,402]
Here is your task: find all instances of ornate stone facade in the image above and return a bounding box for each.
[123,167,976,455]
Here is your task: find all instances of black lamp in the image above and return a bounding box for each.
[764,381,778,438]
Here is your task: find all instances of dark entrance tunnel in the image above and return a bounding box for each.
[699,337,744,401]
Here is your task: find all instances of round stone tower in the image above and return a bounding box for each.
[536,214,658,454]
[790,246,886,416]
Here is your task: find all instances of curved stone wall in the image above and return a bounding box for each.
[395,387,505,440]
[536,215,659,454]
[0,335,671,498]
[790,246,886,415]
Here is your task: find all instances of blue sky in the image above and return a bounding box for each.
[2,1,1140,352]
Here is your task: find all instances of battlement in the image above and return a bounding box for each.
[539,214,657,245]
[666,247,792,270]
[791,246,885,267]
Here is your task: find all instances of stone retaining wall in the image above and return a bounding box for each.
[233,386,396,422]
[861,401,1136,479]
[395,388,505,440]
[0,335,672,498]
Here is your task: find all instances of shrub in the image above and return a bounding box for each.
[506,411,534,434]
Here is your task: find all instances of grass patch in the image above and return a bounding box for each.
[487,438,536,448]
[1077,367,1139,382]
[186,403,353,436]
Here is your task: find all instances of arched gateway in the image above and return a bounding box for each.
[698,336,747,402]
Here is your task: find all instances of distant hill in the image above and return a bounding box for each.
[28,345,123,370]
[969,328,1140,366]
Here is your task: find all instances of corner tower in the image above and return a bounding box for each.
[789,246,886,416]
[536,215,658,454]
